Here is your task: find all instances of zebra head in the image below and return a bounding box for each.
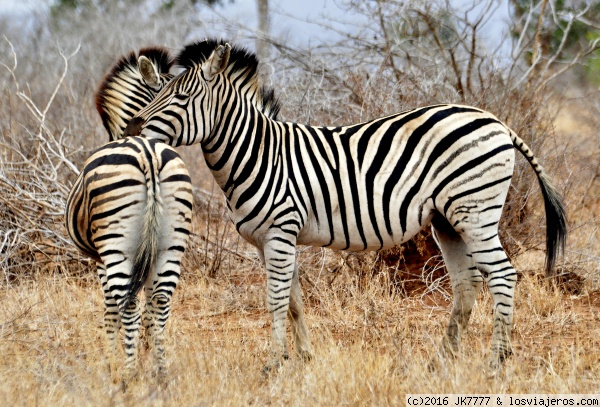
[96,47,174,141]
[124,39,279,146]
[124,40,231,145]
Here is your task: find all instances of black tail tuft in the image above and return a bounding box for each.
[538,172,568,276]
[121,240,154,313]
[510,128,567,276]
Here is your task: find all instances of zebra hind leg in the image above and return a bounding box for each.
[141,284,153,349]
[288,265,313,362]
[117,295,142,383]
[469,234,516,369]
[145,292,172,380]
[98,263,121,380]
[431,215,483,365]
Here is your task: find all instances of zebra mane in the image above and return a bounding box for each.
[95,46,174,139]
[176,39,281,119]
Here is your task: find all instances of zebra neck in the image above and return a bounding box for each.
[202,105,281,201]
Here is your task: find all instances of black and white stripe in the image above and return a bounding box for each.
[96,47,174,141]
[125,39,567,369]
[66,48,192,379]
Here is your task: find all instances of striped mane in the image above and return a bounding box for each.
[95,47,174,140]
[176,39,281,119]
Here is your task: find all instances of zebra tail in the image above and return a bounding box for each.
[122,169,163,312]
[509,129,567,276]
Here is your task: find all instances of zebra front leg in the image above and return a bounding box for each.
[262,237,296,372]
[288,265,313,361]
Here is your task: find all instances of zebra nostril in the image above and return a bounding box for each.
[124,117,145,138]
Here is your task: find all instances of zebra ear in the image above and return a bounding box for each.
[138,56,161,90]
[202,43,231,80]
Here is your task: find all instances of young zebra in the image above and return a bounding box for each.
[124,39,567,370]
[66,48,192,379]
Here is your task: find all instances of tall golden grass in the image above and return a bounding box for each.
[0,263,598,405]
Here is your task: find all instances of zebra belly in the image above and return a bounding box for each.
[296,198,436,252]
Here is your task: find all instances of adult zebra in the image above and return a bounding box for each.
[124,39,567,369]
[66,47,193,379]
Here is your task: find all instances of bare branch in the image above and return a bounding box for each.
[529,0,549,82]
[414,8,464,98]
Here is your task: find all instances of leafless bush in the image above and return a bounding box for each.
[0,42,85,283]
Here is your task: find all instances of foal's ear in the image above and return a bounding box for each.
[138,56,161,90]
[202,43,231,80]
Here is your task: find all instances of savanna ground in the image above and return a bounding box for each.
[1,1,599,405]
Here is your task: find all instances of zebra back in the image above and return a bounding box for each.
[95,47,174,141]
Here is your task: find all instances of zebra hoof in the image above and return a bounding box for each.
[120,367,139,392]
[298,349,313,362]
[262,354,289,377]
[487,346,513,371]
[120,378,129,393]
[427,355,447,372]
[427,341,458,372]
[107,360,119,383]
[487,355,511,372]
[261,362,279,378]
[155,367,169,388]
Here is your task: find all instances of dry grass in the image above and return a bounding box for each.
[0,264,598,405]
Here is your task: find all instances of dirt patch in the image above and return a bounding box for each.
[373,231,446,296]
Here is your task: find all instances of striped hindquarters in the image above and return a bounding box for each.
[65,136,192,302]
